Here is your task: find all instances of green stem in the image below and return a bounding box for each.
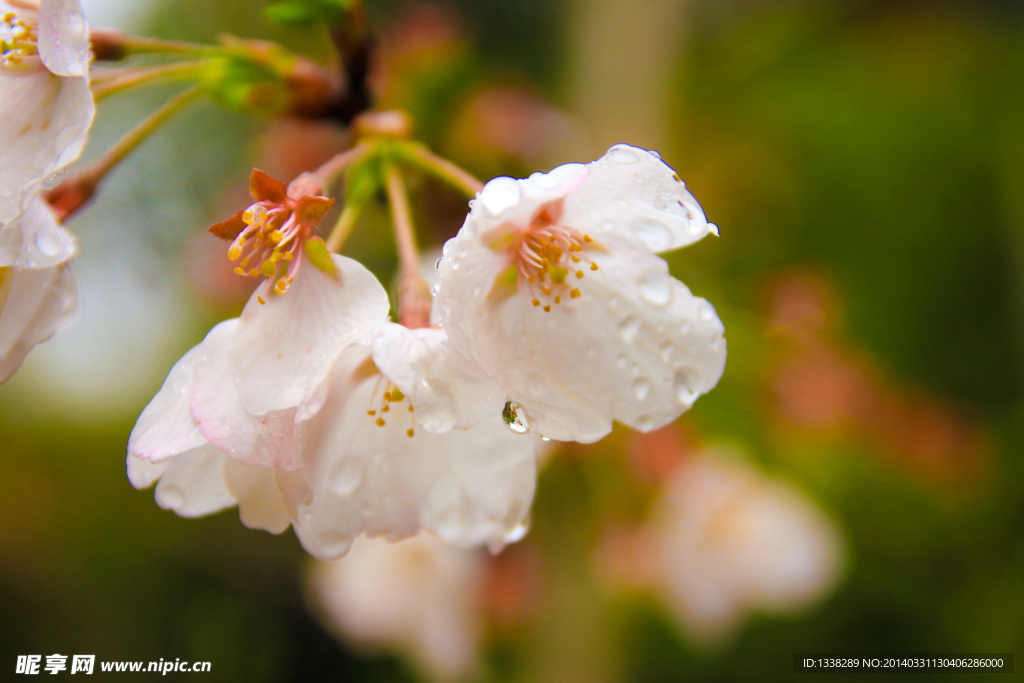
[396,141,484,197]
[325,202,361,253]
[92,62,206,101]
[118,35,218,57]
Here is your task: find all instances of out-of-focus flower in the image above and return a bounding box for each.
[647,451,845,648]
[306,534,484,682]
[128,259,536,559]
[434,144,726,442]
[0,0,94,224]
[0,256,76,382]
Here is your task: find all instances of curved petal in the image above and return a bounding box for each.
[222,458,291,534]
[153,444,236,518]
[229,253,390,418]
[466,163,588,240]
[561,144,714,253]
[190,319,303,470]
[0,261,76,383]
[0,71,94,223]
[421,416,536,552]
[285,347,446,559]
[127,345,208,463]
[371,323,506,433]
[436,237,726,441]
[127,443,237,518]
[37,0,91,77]
[10,194,76,269]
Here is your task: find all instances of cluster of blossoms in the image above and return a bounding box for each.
[127,144,728,559]
[0,0,92,382]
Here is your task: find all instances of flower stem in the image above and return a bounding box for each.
[396,142,484,197]
[384,165,432,329]
[91,61,206,101]
[325,202,361,253]
[89,28,217,61]
[308,143,373,194]
[45,86,203,222]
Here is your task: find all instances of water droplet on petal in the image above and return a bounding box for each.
[502,401,530,434]
[430,283,440,296]
[541,436,551,442]
[330,462,363,496]
[633,377,651,400]
[503,514,531,543]
[42,170,64,189]
[630,217,673,251]
[34,232,59,257]
[607,145,640,164]
[699,301,717,321]
[635,414,654,430]
[638,272,672,306]
[674,371,699,405]
[618,315,641,343]
[318,532,353,557]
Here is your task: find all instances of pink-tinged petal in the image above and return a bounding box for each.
[561,144,713,253]
[286,344,446,560]
[127,345,208,463]
[152,444,236,518]
[126,451,167,490]
[190,319,304,470]
[371,323,506,433]
[229,253,389,418]
[9,195,76,269]
[36,0,90,77]
[421,416,536,552]
[0,70,94,223]
[222,458,291,534]
[436,235,726,442]
[466,163,588,241]
[0,260,76,383]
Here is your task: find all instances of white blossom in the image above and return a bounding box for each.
[128,257,536,559]
[306,535,484,681]
[434,144,726,442]
[0,0,94,224]
[648,451,845,647]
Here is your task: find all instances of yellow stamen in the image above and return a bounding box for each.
[575,270,584,279]
[406,428,414,438]
[532,299,540,307]
[257,296,266,305]
[590,262,599,271]
[543,304,551,312]
[570,288,581,299]
[554,295,561,304]
[375,417,386,427]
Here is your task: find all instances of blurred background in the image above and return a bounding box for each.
[2,0,1023,680]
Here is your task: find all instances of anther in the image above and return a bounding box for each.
[543,305,551,312]
[575,270,584,279]
[257,296,266,305]
[571,255,580,263]
[570,288,581,299]
[382,404,390,413]
[532,299,540,307]
[406,428,414,438]
[554,295,561,304]
[367,410,376,416]
[590,262,599,271]
[540,286,552,296]
[583,234,593,242]
[375,417,386,427]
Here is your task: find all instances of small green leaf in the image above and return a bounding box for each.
[303,237,340,277]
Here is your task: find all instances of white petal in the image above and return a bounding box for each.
[10,195,76,269]
[190,319,303,470]
[286,347,446,559]
[371,323,506,433]
[0,261,76,383]
[466,163,589,241]
[561,144,713,253]
[127,345,208,463]
[222,458,291,534]
[0,71,93,223]
[153,444,236,517]
[126,451,167,490]
[436,237,726,441]
[228,253,390,418]
[36,0,91,77]
[421,416,536,552]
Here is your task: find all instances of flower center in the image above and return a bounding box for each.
[365,379,417,438]
[0,10,40,72]
[228,201,308,295]
[509,206,601,312]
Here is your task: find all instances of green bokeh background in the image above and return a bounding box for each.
[2,0,1023,680]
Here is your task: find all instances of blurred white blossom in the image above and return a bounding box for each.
[306,534,485,681]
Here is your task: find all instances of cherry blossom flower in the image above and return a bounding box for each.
[647,451,845,648]
[434,144,727,442]
[0,0,94,224]
[306,534,485,681]
[127,260,536,558]
[0,256,76,382]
